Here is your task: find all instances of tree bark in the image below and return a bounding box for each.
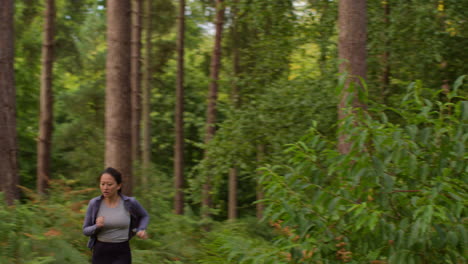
[37,0,55,194]
[380,0,391,101]
[228,167,238,219]
[337,0,367,154]
[174,0,186,215]
[131,0,142,175]
[105,0,133,195]
[437,0,450,95]
[230,0,241,108]
[228,0,240,220]
[256,144,265,220]
[202,0,225,218]
[141,0,152,185]
[0,0,20,205]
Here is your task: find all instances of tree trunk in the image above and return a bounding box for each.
[174,0,186,215]
[380,0,391,102]
[37,0,55,194]
[202,0,225,218]
[131,0,142,175]
[318,0,331,77]
[230,0,241,108]
[256,144,265,220]
[437,0,450,95]
[105,0,133,195]
[0,0,20,205]
[141,0,152,185]
[228,0,240,220]
[337,0,367,154]
[228,167,238,219]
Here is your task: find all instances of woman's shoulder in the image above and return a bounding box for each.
[88,195,103,205]
[120,195,145,208]
[120,194,138,203]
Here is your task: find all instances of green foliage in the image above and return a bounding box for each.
[199,78,467,263]
[367,0,468,101]
[0,176,207,264]
[192,76,336,217]
[260,78,466,263]
[198,218,286,264]
[0,180,92,264]
[14,0,43,188]
[9,1,467,263]
[13,0,107,189]
[190,0,338,218]
[131,165,216,264]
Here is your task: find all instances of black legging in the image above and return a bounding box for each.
[92,240,131,264]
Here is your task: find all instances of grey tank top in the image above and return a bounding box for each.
[97,198,130,243]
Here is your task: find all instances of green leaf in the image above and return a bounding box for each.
[408,220,420,246]
[382,173,394,192]
[380,112,388,124]
[368,212,380,231]
[366,247,382,261]
[446,231,459,247]
[456,225,467,248]
[372,157,385,178]
[327,197,341,213]
[460,101,468,121]
[449,75,465,99]
[353,168,366,186]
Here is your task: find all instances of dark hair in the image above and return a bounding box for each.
[100,167,123,193]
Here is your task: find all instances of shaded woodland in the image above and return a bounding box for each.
[0,0,467,263]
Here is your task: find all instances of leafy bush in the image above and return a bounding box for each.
[259,77,466,263]
[198,77,467,264]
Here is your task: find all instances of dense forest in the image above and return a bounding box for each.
[0,0,467,263]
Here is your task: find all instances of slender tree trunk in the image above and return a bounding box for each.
[141,0,152,185]
[37,0,55,194]
[174,0,186,215]
[437,0,450,95]
[337,0,367,154]
[105,0,133,195]
[436,1,452,116]
[228,0,240,220]
[231,0,241,108]
[131,0,142,177]
[318,0,331,77]
[228,167,238,219]
[256,144,265,220]
[380,0,390,101]
[202,0,225,218]
[0,0,20,205]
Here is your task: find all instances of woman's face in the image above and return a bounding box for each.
[100,173,121,198]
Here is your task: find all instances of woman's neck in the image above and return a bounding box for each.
[105,194,120,205]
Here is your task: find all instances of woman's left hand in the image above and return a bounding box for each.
[136,230,148,239]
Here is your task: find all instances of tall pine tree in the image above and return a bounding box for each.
[37,0,55,194]
[0,0,19,205]
[202,0,225,218]
[174,0,186,215]
[337,0,367,154]
[105,0,133,194]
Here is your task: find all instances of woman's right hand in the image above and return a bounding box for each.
[96,216,105,228]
